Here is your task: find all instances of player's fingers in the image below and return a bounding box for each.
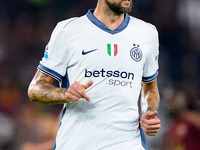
[67,81,92,102]
[82,94,90,101]
[73,83,90,101]
[145,131,159,136]
[68,89,90,102]
[66,92,81,101]
[141,123,160,136]
[82,80,93,89]
[75,90,90,101]
[144,127,160,136]
[81,80,93,101]
[141,122,161,131]
[143,111,158,119]
[67,81,88,101]
[140,117,161,127]
[67,86,83,101]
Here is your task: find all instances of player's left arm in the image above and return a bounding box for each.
[140,78,161,136]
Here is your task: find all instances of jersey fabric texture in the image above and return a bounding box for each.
[37,9,159,150]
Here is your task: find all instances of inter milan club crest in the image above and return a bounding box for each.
[107,44,118,57]
[130,44,143,62]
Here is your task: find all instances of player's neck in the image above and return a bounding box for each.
[93,5,125,31]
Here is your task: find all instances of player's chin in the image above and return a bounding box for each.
[122,7,132,13]
[121,4,132,12]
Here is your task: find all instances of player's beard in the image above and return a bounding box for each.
[105,0,132,15]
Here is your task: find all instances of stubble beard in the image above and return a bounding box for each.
[105,0,132,15]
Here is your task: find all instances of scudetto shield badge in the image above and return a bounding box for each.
[107,44,118,57]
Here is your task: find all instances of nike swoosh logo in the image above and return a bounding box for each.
[82,49,98,55]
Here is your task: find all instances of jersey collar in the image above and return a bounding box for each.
[86,9,130,35]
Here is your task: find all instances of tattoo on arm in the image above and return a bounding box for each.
[147,96,159,111]
[141,80,160,111]
[32,93,38,102]
[28,71,68,104]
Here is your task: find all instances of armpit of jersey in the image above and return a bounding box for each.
[142,70,158,83]
[37,63,63,81]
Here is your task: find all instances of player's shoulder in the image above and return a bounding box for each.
[51,15,87,36]
[56,15,87,30]
[129,16,158,34]
[56,17,78,29]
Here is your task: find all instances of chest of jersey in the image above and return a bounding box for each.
[66,26,150,84]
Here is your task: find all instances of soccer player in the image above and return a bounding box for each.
[28,0,161,149]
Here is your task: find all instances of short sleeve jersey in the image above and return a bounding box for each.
[38,9,159,150]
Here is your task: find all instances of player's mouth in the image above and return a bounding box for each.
[122,0,131,4]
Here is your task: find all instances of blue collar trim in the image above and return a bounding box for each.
[86,9,130,35]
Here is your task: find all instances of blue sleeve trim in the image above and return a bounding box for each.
[142,70,158,83]
[37,63,63,81]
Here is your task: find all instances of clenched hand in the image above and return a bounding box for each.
[140,111,161,136]
[66,80,93,102]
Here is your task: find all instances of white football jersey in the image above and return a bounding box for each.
[38,9,159,150]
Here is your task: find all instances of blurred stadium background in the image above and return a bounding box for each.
[0,0,200,150]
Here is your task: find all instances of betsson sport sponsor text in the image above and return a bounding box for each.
[85,68,134,88]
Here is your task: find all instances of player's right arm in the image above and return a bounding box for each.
[28,70,93,104]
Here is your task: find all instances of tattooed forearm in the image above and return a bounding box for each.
[98,0,102,4]
[36,82,68,104]
[147,97,159,111]
[141,82,148,97]
[28,70,69,104]
[32,93,38,102]
[141,79,160,111]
